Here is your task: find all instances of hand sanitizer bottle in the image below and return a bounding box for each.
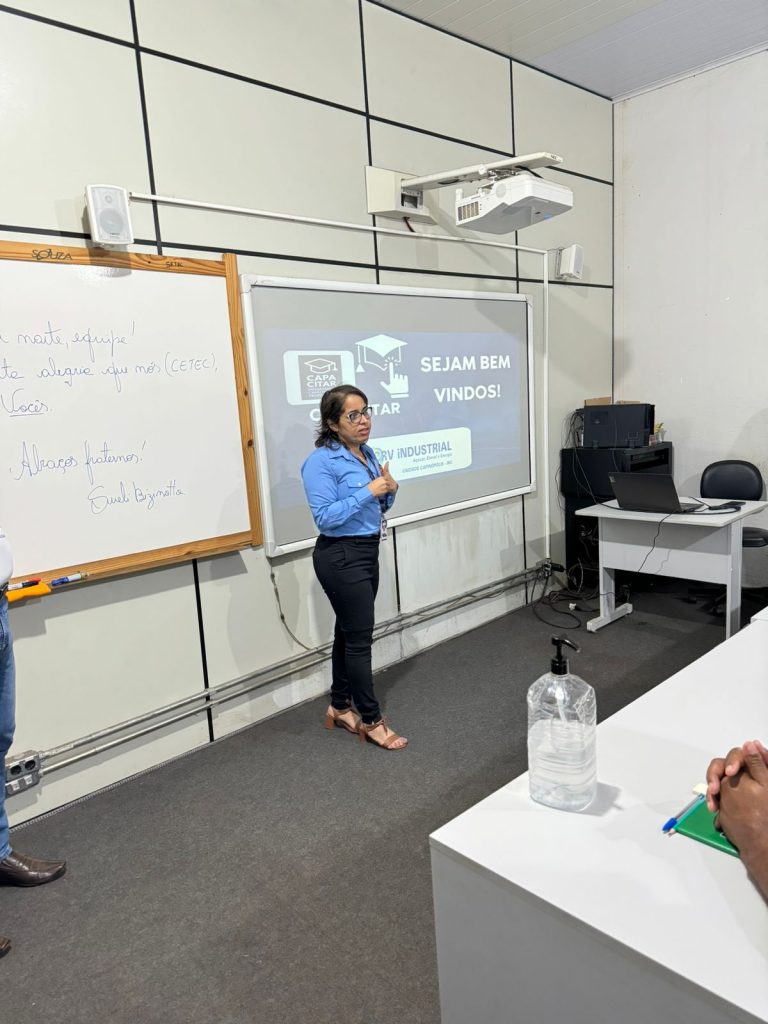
[527,636,596,811]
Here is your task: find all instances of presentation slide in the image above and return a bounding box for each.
[244,279,533,554]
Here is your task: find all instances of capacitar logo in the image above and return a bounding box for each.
[283,350,356,405]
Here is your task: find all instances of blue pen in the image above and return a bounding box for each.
[662,794,705,834]
[50,572,88,587]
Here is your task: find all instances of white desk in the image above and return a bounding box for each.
[430,620,768,1024]
[577,499,768,638]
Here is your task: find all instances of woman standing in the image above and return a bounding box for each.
[301,385,406,750]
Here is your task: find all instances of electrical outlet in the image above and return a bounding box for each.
[4,750,41,798]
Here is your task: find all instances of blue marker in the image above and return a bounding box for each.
[50,572,88,587]
[662,794,705,834]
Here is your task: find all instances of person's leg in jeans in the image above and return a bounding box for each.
[0,598,67,890]
[329,621,350,711]
[337,543,405,748]
[330,547,379,715]
[1,598,15,954]
[0,598,16,862]
[314,540,380,722]
[315,540,405,747]
[332,543,380,724]
[314,539,354,716]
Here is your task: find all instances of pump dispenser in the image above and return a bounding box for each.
[527,636,597,811]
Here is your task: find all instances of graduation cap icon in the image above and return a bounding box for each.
[303,357,338,374]
[355,334,407,372]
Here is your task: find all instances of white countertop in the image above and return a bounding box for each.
[431,620,768,1020]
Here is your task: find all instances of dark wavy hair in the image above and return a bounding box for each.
[315,384,368,448]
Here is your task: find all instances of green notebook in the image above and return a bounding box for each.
[675,800,740,858]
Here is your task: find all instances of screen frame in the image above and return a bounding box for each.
[241,275,536,557]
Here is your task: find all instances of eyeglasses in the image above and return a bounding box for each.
[345,406,373,423]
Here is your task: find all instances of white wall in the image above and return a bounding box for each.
[0,0,613,822]
[614,52,768,582]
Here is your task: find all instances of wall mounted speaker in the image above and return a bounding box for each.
[85,184,134,246]
[555,243,584,280]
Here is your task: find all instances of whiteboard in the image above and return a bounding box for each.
[242,276,534,557]
[0,248,255,578]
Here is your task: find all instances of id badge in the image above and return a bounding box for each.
[380,516,388,541]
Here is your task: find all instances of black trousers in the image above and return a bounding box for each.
[312,534,381,725]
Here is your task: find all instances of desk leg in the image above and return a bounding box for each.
[725,521,743,639]
[586,523,633,633]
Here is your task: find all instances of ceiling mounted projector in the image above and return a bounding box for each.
[366,153,572,234]
[455,173,573,233]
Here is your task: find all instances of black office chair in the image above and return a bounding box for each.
[700,460,768,546]
[696,460,768,614]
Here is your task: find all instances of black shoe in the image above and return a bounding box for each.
[0,850,66,887]
[0,936,10,958]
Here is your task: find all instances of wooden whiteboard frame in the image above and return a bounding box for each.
[0,241,261,582]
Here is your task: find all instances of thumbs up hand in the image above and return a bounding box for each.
[381,461,398,494]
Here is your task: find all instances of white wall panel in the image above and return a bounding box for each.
[517,171,612,284]
[234,255,376,284]
[2,0,133,40]
[160,248,377,284]
[512,62,613,182]
[364,1,513,152]
[523,282,613,566]
[0,13,155,239]
[380,270,515,291]
[8,565,209,823]
[197,548,316,684]
[140,55,374,264]
[370,121,519,277]
[396,501,526,612]
[134,0,365,110]
[10,567,205,748]
[614,53,768,584]
[399,588,526,660]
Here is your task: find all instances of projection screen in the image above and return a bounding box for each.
[241,277,534,556]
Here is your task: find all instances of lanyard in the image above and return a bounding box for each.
[356,448,388,515]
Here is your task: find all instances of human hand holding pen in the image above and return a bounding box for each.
[707,739,768,812]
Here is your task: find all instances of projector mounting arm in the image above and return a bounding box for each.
[399,152,563,193]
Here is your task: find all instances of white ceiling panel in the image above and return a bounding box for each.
[375,0,768,98]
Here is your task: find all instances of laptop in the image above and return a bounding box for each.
[608,473,704,513]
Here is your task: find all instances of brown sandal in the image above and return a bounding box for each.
[324,705,361,735]
[358,717,407,750]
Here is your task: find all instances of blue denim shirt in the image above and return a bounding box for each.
[301,443,396,536]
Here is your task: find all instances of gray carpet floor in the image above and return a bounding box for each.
[0,584,730,1024]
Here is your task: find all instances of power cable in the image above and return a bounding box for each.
[530,568,582,629]
[269,567,314,652]
[631,513,674,580]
